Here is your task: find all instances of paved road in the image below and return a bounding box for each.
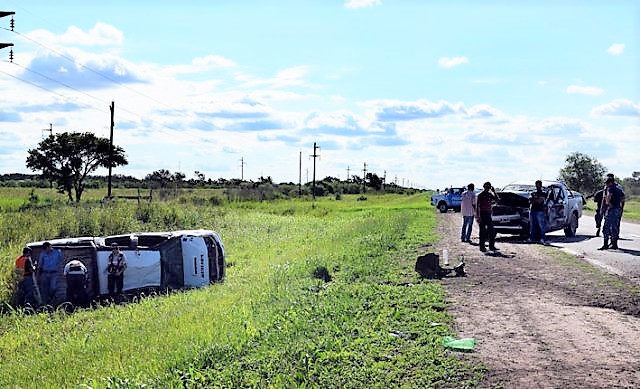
[545,214,640,283]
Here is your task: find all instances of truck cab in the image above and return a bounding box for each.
[430,187,464,213]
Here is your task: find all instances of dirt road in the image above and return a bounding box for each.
[435,213,640,388]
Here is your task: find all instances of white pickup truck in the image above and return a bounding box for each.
[491,180,585,237]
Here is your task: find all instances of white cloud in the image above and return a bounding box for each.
[566,85,603,96]
[438,56,469,69]
[163,55,236,75]
[607,43,625,56]
[592,99,640,117]
[344,0,382,9]
[239,65,312,89]
[27,23,123,47]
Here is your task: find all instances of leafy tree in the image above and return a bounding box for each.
[366,173,383,191]
[26,132,127,202]
[145,169,174,188]
[558,152,606,195]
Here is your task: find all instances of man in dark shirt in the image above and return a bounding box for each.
[599,177,625,250]
[476,181,500,252]
[593,189,604,236]
[529,180,549,245]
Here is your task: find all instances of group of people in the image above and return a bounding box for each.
[460,181,500,252]
[14,242,128,307]
[458,174,625,252]
[594,174,625,250]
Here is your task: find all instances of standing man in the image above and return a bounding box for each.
[600,176,625,250]
[106,243,128,298]
[593,188,605,237]
[15,247,39,306]
[476,181,500,252]
[606,173,625,232]
[38,242,64,305]
[460,183,477,243]
[529,180,549,245]
[63,259,89,307]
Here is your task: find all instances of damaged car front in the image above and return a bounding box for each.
[492,183,536,236]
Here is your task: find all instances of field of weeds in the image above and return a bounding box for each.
[0,190,482,387]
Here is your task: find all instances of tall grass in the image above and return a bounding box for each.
[0,191,481,387]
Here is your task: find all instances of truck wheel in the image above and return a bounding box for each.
[438,202,448,213]
[564,212,578,237]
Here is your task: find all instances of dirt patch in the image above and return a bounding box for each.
[434,213,640,388]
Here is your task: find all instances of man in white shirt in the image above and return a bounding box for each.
[106,243,128,297]
[460,183,477,243]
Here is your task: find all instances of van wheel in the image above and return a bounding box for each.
[564,213,578,237]
[438,203,448,213]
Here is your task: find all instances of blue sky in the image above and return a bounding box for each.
[0,0,638,189]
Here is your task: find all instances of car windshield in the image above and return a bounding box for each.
[502,184,536,192]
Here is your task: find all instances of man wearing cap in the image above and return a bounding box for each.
[599,176,625,250]
[38,242,64,305]
[106,243,128,297]
[460,183,477,243]
[63,259,89,307]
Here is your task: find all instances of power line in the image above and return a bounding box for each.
[5,28,176,111]
[0,66,107,114]
[9,60,142,120]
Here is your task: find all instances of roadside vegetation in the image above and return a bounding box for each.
[583,196,640,223]
[0,190,481,387]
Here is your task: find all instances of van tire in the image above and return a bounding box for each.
[438,202,448,213]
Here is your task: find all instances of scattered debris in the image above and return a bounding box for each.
[442,336,476,351]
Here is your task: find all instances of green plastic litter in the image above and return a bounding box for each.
[442,336,476,351]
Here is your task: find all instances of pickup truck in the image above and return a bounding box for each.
[491,180,585,237]
[431,187,464,213]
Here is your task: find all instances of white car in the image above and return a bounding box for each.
[492,180,585,237]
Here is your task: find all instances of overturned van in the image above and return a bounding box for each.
[26,230,225,305]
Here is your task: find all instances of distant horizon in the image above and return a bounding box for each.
[1,1,638,190]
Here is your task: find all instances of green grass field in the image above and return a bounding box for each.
[0,190,482,387]
[584,196,640,223]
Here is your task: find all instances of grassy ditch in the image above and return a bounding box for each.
[0,193,482,387]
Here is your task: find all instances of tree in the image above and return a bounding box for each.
[557,152,606,195]
[145,169,174,188]
[366,173,383,191]
[26,132,127,202]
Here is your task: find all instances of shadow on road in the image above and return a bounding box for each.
[614,247,640,257]
[548,234,592,244]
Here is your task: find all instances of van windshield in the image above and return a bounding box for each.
[502,184,536,192]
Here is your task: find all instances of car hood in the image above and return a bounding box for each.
[496,191,530,208]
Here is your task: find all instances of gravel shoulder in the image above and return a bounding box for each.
[435,212,640,388]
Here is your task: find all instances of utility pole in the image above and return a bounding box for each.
[298,151,302,197]
[1,12,15,63]
[362,162,367,194]
[107,101,114,198]
[239,157,246,181]
[310,142,320,200]
[41,123,52,138]
[383,170,386,192]
[346,166,350,182]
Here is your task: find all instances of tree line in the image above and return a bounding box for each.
[15,132,415,203]
[15,132,638,203]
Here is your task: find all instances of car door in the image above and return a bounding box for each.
[547,186,568,230]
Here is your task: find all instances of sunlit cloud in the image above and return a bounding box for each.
[592,99,640,117]
[344,0,382,9]
[566,85,603,96]
[607,43,625,56]
[438,56,469,69]
[26,22,123,47]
